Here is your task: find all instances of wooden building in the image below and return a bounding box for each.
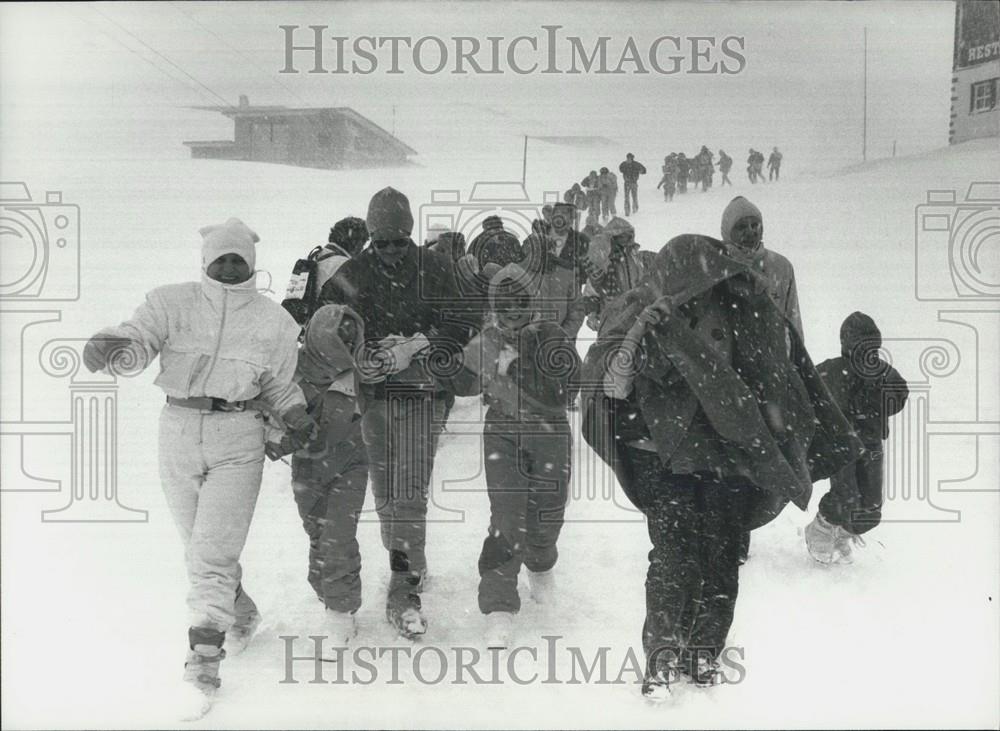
[184,95,416,168]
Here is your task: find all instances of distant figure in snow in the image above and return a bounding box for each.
[767,147,783,181]
[598,166,619,220]
[619,152,648,216]
[717,150,733,187]
[581,170,602,228]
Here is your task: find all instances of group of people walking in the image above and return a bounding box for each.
[565,153,649,227]
[657,146,783,201]
[83,182,906,716]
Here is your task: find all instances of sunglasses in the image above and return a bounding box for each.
[373,238,410,250]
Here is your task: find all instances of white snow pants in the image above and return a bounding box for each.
[158,404,265,631]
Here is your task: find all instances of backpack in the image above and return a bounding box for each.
[281,245,349,326]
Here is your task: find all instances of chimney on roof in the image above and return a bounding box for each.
[239,94,249,108]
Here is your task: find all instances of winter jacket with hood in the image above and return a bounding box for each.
[817,311,908,445]
[719,196,804,340]
[583,217,655,303]
[519,234,587,339]
[449,264,580,422]
[582,233,862,529]
[285,304,368,480]
[98,219,304,414]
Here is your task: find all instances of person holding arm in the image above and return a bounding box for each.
[83,218,315,720]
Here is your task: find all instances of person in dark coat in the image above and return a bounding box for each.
[718,150,733,187]
[805,312,908,564]
[767,147,783,181]
[468,215,522,268]
[618,152,648,216]
[657,155,678,202]
[696,146,715,191]
[446,264,580,649]
[281,217,369,327]
[319,187,477,639]
[580,198,861,700]
[676,153,690,193]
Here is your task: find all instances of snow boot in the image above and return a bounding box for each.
[326,609,357,647]
[484,611,515,650]
[527,568,556,605]
[225,584,261,656]
[641,668,673,703]
[179,627,225,721]
[833,526,865,564]
[804,513,837,564]
[387,604,427,640]
[682,654,723,688]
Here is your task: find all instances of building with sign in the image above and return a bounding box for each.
[184,95,416,169]
[950,0,1000,144]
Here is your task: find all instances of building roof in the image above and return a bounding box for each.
[188,101,416,155]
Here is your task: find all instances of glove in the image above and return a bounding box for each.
[281,404,317,451]
[265,441,288,462]
[83,333,133,373]
[379,333,431,374]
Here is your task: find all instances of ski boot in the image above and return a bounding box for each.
[641,668,675,703]
[179,626,225,721]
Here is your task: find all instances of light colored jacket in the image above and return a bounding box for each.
[103,275,304,413]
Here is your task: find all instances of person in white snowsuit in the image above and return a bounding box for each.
[82,218,314,719]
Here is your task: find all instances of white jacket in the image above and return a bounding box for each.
[104,274,304,413]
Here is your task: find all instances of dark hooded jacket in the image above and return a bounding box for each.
[581,235,863,528]
[817,311,909,445]
[287,304,368,482]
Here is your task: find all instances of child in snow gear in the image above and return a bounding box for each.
[768,147,783,181]
[266,304,370,643]
[805,312,909,564]
[447,264,580,649]
[619,152,647,216]
[581,197,861,694]
[281,216,368,327]
[320,187,477,639]
[83,218,313,717]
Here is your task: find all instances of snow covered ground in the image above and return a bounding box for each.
[2,3,998,728]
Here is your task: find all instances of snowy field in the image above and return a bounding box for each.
[2,3,999,729]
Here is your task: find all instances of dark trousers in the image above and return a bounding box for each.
[291,444,368,613]
[818,443,883,535]
[478,420,571,614]
[361,390,446,611]
[622,447,751,672]
[624,180,639,215]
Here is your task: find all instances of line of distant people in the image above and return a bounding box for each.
[656,146,783,202]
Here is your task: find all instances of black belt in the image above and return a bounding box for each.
[166,396,248,413]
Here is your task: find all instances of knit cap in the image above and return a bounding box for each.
[199,218,259,271]
[366,187,414,242]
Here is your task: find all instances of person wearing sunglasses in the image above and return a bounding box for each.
[319,187,476,640]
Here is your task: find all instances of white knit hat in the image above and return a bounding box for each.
[199,218,259,271]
